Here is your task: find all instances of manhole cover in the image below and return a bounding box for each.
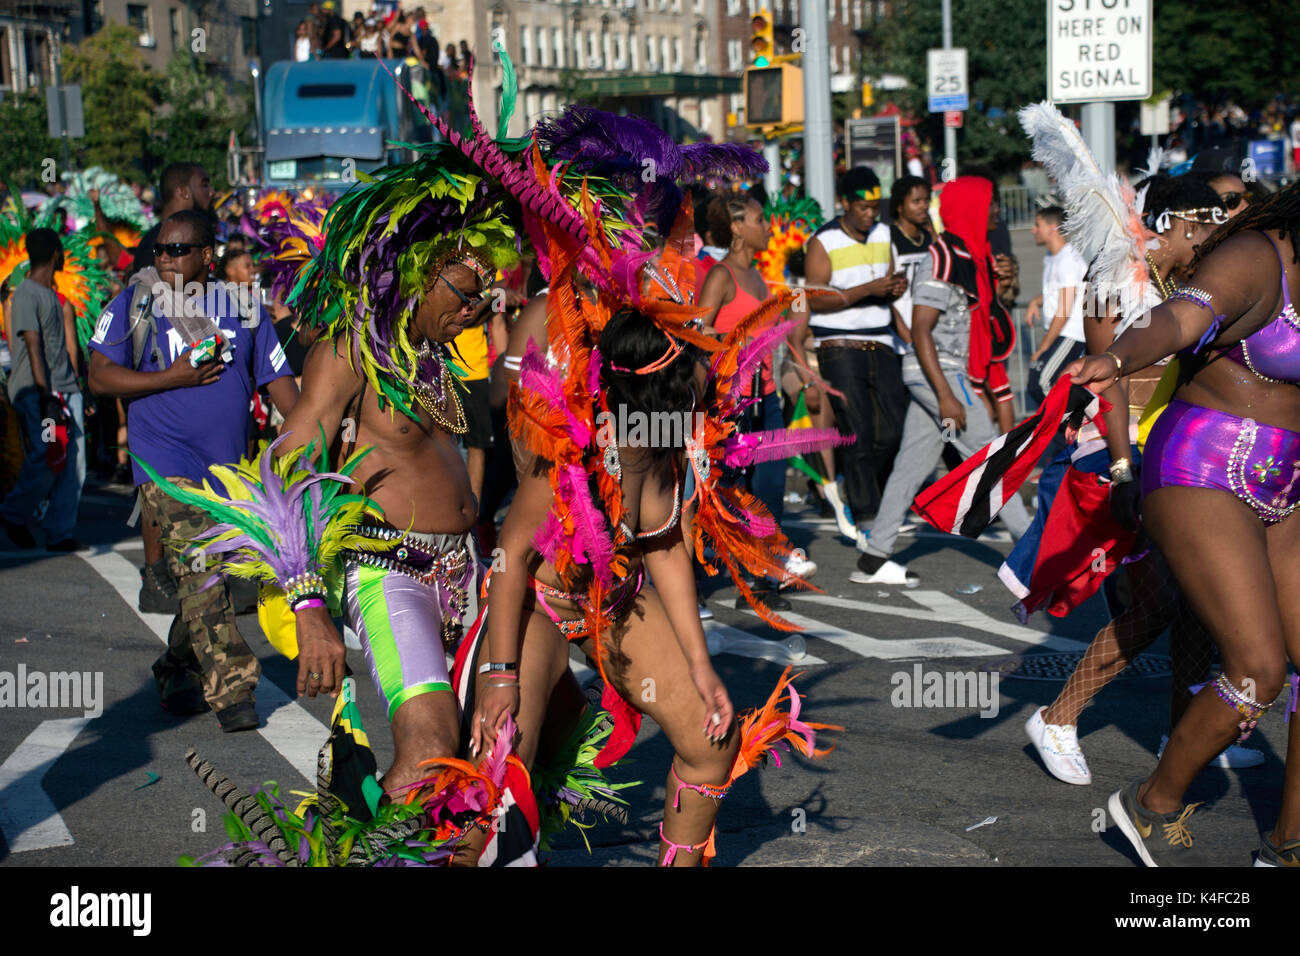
[981,652,1172,682]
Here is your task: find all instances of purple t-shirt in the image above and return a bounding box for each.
[89,285,291,486]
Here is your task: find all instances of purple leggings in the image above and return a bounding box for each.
[1142,399,1300,524]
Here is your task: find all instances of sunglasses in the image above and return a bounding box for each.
[439,275,484,309]
[1219,192,1247,211]
[154,242,204,258]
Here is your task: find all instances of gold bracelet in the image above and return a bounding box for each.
[1103,350,1124,376]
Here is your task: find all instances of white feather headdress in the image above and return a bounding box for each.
[1017,102,1154,312]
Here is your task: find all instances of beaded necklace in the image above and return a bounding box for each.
[1145,253,1176,301]
[413,340,468,435]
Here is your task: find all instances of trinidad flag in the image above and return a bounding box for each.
[912,377,1105,538]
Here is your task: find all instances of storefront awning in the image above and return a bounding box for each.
[570,74,742,98]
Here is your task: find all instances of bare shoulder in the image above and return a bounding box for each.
[508,295,548,358]
[301,336,364,396]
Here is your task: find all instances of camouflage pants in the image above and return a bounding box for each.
[141,479,261,712]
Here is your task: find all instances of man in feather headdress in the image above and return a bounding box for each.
[273,156,517,796]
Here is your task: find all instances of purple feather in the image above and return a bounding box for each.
[680,142,768,181]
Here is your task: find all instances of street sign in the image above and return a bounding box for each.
[45,85,84,139]
[1048,0,1151,104]
[944,110,963,129]
[845,116,902,190]
[1139,95,1170,136]
[927,47,968,113]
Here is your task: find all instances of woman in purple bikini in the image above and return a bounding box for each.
[1071,185,1300,867]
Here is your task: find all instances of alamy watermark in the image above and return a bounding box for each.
[0,665,103,718]
[890,664,1000,718]
[594,405,704,449]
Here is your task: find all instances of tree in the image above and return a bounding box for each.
[1154,0,1300,107]
[62,24,159,184]
[877,0,1046,178]
[153,53,253,191]
[0,93,62,190]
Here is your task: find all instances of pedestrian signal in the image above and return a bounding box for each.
[751,12,774,67]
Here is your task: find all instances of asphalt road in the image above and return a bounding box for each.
[0,476,1288,868]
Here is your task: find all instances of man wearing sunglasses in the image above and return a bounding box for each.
[273,246,499,800]
[89,210,300,733]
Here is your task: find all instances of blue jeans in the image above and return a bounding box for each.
[1,389,85,542]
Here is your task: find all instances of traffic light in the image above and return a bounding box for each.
[743,61,803,128]
[750,11,774,67]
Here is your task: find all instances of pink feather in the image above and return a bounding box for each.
[481,713,515,787]
[558,464,617,586]
[520,351,591,446]
[731,318,802,385]
[724,427,855,467]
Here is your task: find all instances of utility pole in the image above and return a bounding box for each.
[941,0,955,178]
[802,0,833,218]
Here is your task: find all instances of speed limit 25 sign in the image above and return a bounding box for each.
[927,47,968,113]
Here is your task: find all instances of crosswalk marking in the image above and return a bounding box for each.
[0,717,92,852]
[789,591,1089,652]
[746,609,1008,660]
[78,548,327,783]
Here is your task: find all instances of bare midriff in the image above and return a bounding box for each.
[345,385,477,535]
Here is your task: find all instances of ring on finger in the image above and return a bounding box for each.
[308,671,323,681]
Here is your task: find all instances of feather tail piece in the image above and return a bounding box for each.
[728,668,842,787]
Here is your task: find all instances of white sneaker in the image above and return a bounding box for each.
[822,482,859,541]
[784,552,818,581]
[1157,735,1265,769]
[1025,707,1092,785]
[849,558,918,587]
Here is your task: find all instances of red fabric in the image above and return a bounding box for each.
[1024,467,1137,618]
[938,177,995,386]
[913,376,1079,537]
[595,682,641,769]
[116,249,133,272]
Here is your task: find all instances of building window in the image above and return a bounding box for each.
[520,26,531,64]
[746,0,756,14]
[169,8,181,49]
[852,0,861,28]
[843,45,851,72]
[587,30,598,65]
[646,35,656,66]
[842,0,848,23]
[614,32,625,66]
[127,3,151,36]
[726,37,741,72]
[694,30,705,68]
[537,27,547,65]
[672,36,681,70]
[726,0,741,13]
[830,45,837,71]
[660,35,670,70]
[553,27,564,67]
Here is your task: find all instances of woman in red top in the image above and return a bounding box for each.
[697,194,815,607]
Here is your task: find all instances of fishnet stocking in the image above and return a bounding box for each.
[1043,550,1210,728]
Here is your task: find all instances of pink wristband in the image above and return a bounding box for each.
[292,597,326,613]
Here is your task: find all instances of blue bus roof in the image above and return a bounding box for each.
[263,59,406,130]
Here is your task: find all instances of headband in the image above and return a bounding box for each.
[609,332,683,375]
[850,187,882,202]
[1150,206,1229,233]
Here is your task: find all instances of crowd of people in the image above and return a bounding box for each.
[3,67,1300,866]
[294,0,472,81]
